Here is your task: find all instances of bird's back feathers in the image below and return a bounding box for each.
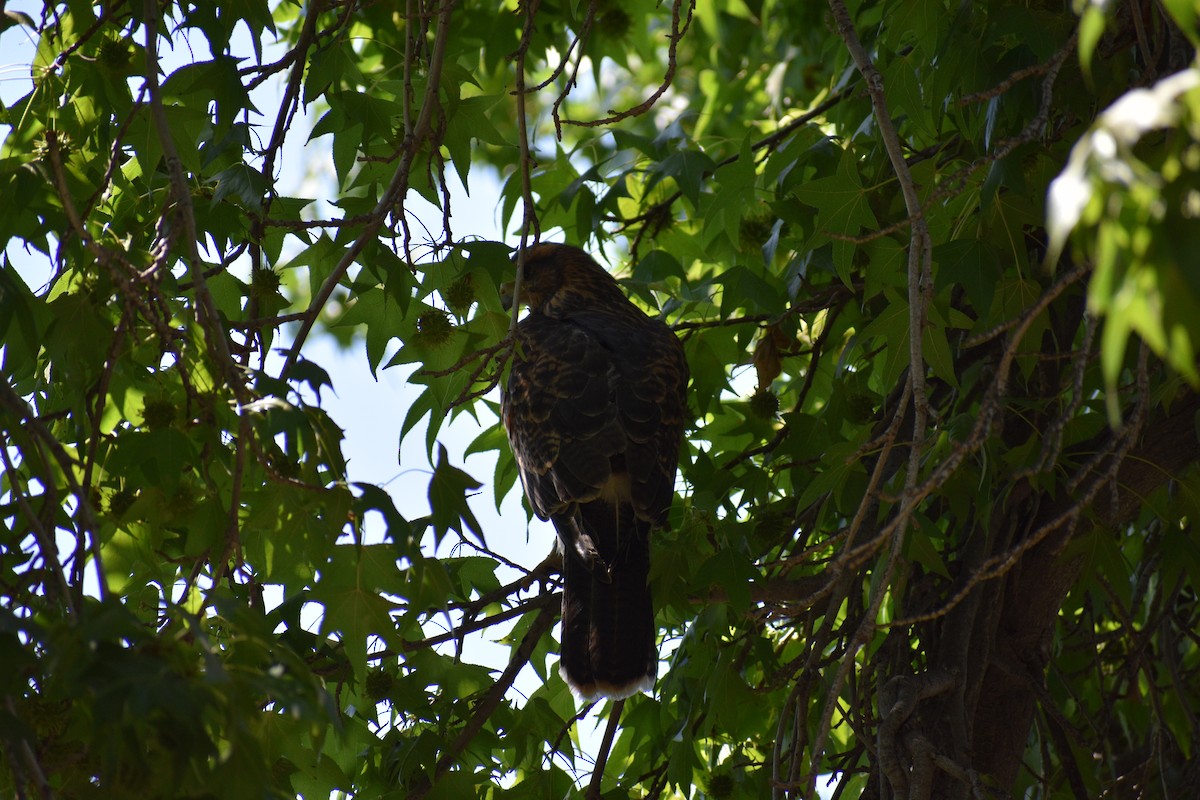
[501,244,688,700]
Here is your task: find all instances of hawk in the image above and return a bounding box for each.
[501,244,689,701]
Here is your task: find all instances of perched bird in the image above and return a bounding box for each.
[501,244,689,701]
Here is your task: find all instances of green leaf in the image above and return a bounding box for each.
[160,56,254,130]
[714,265,787,317]
[792,148,878,285]
[428,444,483,546]
[1077,5,1108,79]
[332,287,402,376]
[923,306,959,388]
[0,265,52,387]
[905,523,950,579]
[1160,0,1199,46]
[702,134,757,246]
[652,148,717,207]
[305,41,364,104]
[933,239,1003,320]
[693,550,757,610]
[353,482,413,549]
[211,163,268,210]
[442,94,508,189]
[857,289,911,389]
[314,545,402,681]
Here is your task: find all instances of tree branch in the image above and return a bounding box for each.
[587,699,625,799]
[561,0,695,128]
[409,605,557,799]
[280,0,459,377]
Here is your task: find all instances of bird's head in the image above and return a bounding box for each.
[502,243,625,316]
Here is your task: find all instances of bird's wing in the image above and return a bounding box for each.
[502,313,626,521]
[503,309,689,524]
[499,263,690,700]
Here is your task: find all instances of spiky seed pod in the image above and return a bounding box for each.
[415,309,455,348]
[444,274,476,315]
[250,268,282,299]
[108,488,136,518]
[97,37,133,70]
[749,387,780,419]
[595,7,633,39]
[365,669,394,701]
[739,205,777,251]
[170,479,199,516]
[845,391,877,424]
[142,396,177,430]
[707,772,735,799]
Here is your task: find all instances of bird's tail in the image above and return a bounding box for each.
[558,502,655,701]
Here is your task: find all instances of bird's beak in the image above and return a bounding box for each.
[500,280,515,310]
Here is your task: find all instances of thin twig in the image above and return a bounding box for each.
[508,0,544,333]
[809,4,937,788]
[673,283,853,332]
[45,5,126,75]
[5,695,54,800]
[379,592,558,655]
[561,0,695,128]
[891,340,1149,630]
[547,0,598,139]
[587,699,625,798]
[957,43,1071,106]
[0,380,107,601]
[144,0,255,584]
[612,88,853,249]
[0,445,75,615]
[1016,311,1097,480]
[828,31,1078,250]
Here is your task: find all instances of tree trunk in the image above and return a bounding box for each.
[910,391,1200,798]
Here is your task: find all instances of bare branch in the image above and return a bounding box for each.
[561,0,695,128]
[587,700,625,799]
[144,0,257,582]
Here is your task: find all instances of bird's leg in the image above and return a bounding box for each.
[550,515,614,582]
[572,530,613,583]
[529,546,562,596]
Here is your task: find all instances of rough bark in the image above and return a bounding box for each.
[922,391,1200,798]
